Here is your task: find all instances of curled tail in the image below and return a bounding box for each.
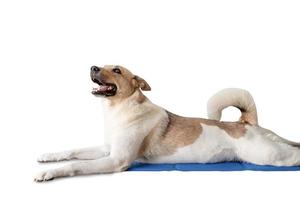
[207,88,258,125]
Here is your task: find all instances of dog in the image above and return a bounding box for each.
[34,65,300,182]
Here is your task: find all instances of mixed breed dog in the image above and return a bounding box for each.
[34,65,300,182]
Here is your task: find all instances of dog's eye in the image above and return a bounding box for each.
[112,68,121,74]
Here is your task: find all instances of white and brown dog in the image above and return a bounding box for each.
[34,65,300,182]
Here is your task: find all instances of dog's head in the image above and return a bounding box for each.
[90,65,151,100]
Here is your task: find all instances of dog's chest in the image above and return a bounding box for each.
[102,101,167,144]
[102,112,131,141]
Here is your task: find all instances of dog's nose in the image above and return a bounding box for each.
[91,66,101,72]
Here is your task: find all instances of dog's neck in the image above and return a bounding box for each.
[101,89,162,128]
[102,89,148,110]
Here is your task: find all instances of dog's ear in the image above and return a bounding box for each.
[132,75,151,91]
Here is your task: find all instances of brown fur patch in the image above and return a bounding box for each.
[199,118,247,138]
[239,111,258,125]
[163,112,203,148]
[138,111,203,159]
[136,90,146,104]
[138,111,248,159]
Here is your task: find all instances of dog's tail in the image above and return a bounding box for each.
[207,88,258,125]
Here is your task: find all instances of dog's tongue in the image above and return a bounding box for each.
[99,85,110,92]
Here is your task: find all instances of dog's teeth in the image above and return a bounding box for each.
[92,87,100,92]
[93,83,100,88]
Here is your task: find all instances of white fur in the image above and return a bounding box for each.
[235,126,300,166]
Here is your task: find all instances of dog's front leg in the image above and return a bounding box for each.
[34,155,131,182]
[37,145,110,162]
[35,130,146,182]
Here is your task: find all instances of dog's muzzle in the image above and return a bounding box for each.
[90,66,117,96]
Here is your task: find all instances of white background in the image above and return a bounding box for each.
[0,0,300,199]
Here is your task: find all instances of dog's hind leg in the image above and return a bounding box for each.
[37,145,110,162]
[238,143,300,166]
[236,128,300,166]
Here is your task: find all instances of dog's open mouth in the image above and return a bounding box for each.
[92,78,117,96]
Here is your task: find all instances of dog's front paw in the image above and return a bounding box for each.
[37,153,56,162]
[37,152,72,162]
[38,152,68,162]
[34,170,55,182]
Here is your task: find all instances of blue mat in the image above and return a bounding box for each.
[128,162,300,171]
